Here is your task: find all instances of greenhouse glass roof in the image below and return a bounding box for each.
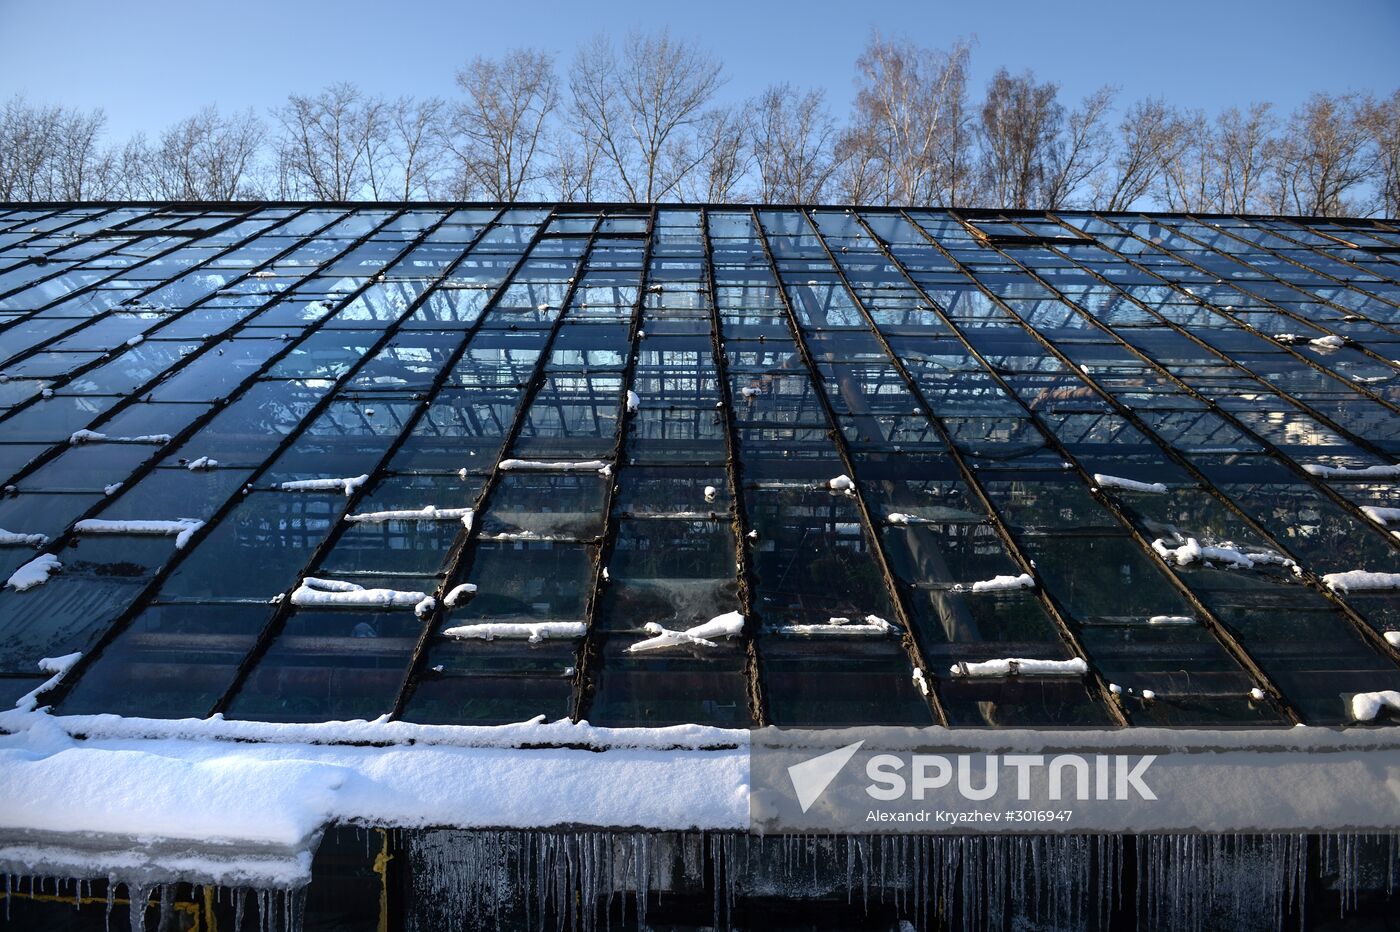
[0,203,1398,730]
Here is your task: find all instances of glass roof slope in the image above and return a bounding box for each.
[0,204,1397,729]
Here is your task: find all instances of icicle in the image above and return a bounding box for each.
[157,885,175,931]
[127,882,152,932]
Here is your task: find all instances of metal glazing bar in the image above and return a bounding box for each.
[700,207,771,726]
[0,208,353,488]
[0,207,319,426]
[572,206,665,721]
[199,208,523,715]
[945,212,1400,667]
[35,206,440,707]
[389,210,606,719]
[1088,213,1400,415]
[754,207,1021,727]
[1029,212,1400,544]
[864,208,1306,722]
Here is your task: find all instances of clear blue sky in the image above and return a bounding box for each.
[2,0,1398,139]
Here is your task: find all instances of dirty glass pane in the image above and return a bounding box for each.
[762,641,933,727]
[226,606,425,723]
[160,492,344,601]
[590,642,750,727]
[58,603,273,718]
[400,640,576,726]
[445,540,594,624]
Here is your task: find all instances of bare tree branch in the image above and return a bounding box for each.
[977,69,1061,209]
[447,49,558,200]
[1095,98,1191,211]
[676,106,749,202]
[841,34,974,205]
[569,29,724,201]
[1215,102,1275,213]
[273,83,387,199]
[1041,86,1115,209]
[1359,91,1400,217]
[1267,93,1375,216]
[749,85,841,203]
[123,106,266,200]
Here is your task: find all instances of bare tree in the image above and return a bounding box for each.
[1359,90,1400,217]
[749,85,841,203]
[1267,93,1375,216]
[383,96,447,200]
[831,128,885,205]
[1215,103,1275,213]
[976,69,1061,209]
[110,134,155,199]
[273,83,387,199]
[1041,86,1115,209]
[51,106,112,199]
[0,96,63,200]
[1094,98,1190,211]
[543,124,605,203]
[569,30,724,201]
[1156,110,1216,211]
[940,62,979,207]
[447,49,558,200]
[677,106,749,202]
[8,38,1400,216]
[122,106,265,200]
[840,34,974,205]
[0,97,116,200]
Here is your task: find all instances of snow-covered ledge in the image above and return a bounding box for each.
[0,659,747,888]
[7,656,1400,889]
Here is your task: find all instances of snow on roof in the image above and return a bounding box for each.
[6,648,1400,887]
[1092,473,1168,494]
[4,554,61,591]
[628,611,745,653]
[442,621,587,643]
[4,204,1400,873]
[498,459,609,473]
[0,528,47,547]
[278,475,369,496]
[73,518,204,549]
[966,573,1035,593]
[290,577,430,610]
[1351,690,1400,722]
[776,615,895,637]
[1303,463,1400,478]
[344,505,473,525]
[1321,571,1400,594]
[1152,537,1293,571]
[950,657,1088,678]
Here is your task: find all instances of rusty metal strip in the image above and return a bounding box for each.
[388,209,614,719]
[571,206,665,722]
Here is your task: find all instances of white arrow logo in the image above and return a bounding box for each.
[787,740,865,813]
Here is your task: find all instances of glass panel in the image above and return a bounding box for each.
[225,606,424,723]
[58,603,273,718]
